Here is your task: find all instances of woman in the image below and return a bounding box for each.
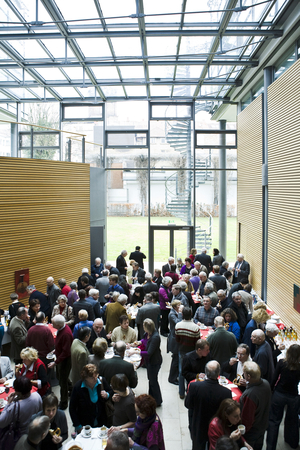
[223,271,232,294]
[131,286,144,306]
[266,344,300,450]
[212,248,225,267]
[72,309,93,338]
[208,399,253,450]
[28,298,40,326]
[180,257,194,275]
[16,347,50,397]
[69,363,113,432]
[165,264,179,286]
[176,258,184,274]
[31,393,68,449]
[158,276,172,337]
[52,295,75,329]
[88,337,108,370]
[127,394,165,450]
[127,260,135,284]
[0,376,42,436]
[140,319,162,406]
[110,374,136,429]
[119,275,132,302]
[221,308,241,342]
[167,300,183,385]
[189,248,197,264]
[67,282,79,308]
[57,278,71,298]
[153,269,162,289]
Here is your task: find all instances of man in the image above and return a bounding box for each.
[232,253,250,284]
[86,288,102,318]
[129,246,147,269]
[251,329,274,383]
[105,263,120,276]
[182,339,211,384]
[0,354,14,383]
[142,273,159,294]
[105,294,128,333]
[185,360,232,450]
[189,269,200,292]
[10,306,30,363]
[106,430,130,450]
[136,294,160,338]
[198,271,209,297]
[14,416,50,450]
[111,315,137,344]
[9,292,25,319]
[194,247,212,272]
[105,275,124,299]
[209,265,227,291]
[26,311,55,368]
[87,318,110,352]
[27,285,51,318]
[230,291,249,338]
[175,307,201,399]
[91,257,104,280]
[206,316,238,366]
[72,289,95,323]
[220,261,230,275]
[215,289,231,312]
[203,282,218,307]
[98,341,138,387]
[240,361,272,450]
[222,343,251,389]
[171,284,188,307]
[132,262,146,284]
[96,269,110,305]
[162,256,175,276]
[116,250,128,276]
[48,315,73,410]
[193,296,219,327]
[46,277,61,310]
[77,268,95,290]
[70,326,91,386]
[228,278,248,303]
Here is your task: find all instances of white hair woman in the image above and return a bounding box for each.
[52,294,75,329]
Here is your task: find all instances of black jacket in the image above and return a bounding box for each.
[194,252,212,272]
[98,356,138,388]
[29,290,51,316]
[116,255,127,276]
[209,274,227,291]
[87,327,108,352]
[69,376,113,428]
[143,281,159,294]
[132,268,146,284]
[146,330,162,365]
[182,350,211,383]
[73,299,95,323]
[77,273,95,290]
[129,251,146,269]
[229,301,249,335]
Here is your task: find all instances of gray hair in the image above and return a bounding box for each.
[190,269,198,276]
[222,261,229,268]
[105,263,112,268]
[217,289,226,296]
[95,257,101,263]
[82,268,89,273]
[117,294,128,304]
[108,431,129,450]
[168,256,174,262]
[214,316,224,327]
[112,291,120,301]
[205,283,214,292]
[205,360,220,380]
[114,341,126,357]
[162,276,172,286]
[265,322,279,333]
[57,294,68,303]
[121,250,127,256]
[27,285,36,291]
[199,271,207,278]
[89,289,99,297]
[178,281,187,290]
[145,272,152,281]
[237,253,244,259]
[28,416,50,444]
[232,291,241,299]
[52,314,65,328]
[102,270,109,276]
[70,281,77,289]
[201,247,207,253]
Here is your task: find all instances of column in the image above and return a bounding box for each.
[219,120,227,259]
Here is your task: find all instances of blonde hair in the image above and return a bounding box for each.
[253,300,267,311]
[252,308,270,324]
[92,338,108,357]
[143,318,155,334]
[171,300,181,309]
[78,309,88,320]
[20,347,38,362]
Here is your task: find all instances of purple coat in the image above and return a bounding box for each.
[159,286,170,310]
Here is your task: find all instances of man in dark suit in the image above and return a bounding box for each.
[162,257,175,276]
[87,318,110,352]
[116,250,128,276]
[135,294,160,338]
[251,329,274,383]
[105,263,120,276]
[132,262,146,284]
[227,278,248,303]
[86,288,103,318]
[232,253,250,284]
[185,360,232,450]
[129,246,147,269]
[98,341,138,388]
[77,268,95,290]
[142,273,159,295]
[209,265,227,291]
[72,289,95,323]
[182,338,211,384]
[194,247,212,272]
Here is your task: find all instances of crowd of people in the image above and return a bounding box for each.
[1,245,299,450]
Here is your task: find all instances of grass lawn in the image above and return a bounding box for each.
[107,216,237,263]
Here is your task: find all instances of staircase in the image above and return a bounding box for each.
[165,101,214,251]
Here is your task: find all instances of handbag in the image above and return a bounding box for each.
[0,401,21,450]
[99,377,114,426]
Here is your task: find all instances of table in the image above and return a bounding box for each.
[188,378,243,401]
[0,379,38,412]
[47,323,57,339]
[63,427,107,450]
[104,348,141,370]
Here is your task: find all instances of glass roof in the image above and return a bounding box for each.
[0,0,289,103]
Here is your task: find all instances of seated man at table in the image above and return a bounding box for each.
[0,355,14,383]
[111,315,137,345]
[221,343,251,391]
[193,297,219,327]
[182,338,211,384]
[87,318,111,352]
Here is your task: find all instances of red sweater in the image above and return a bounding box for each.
[61,285,72,297]
[208,417,245,450]
[26,324,55,358]
[55,325,73,365]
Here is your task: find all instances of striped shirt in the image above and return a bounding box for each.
[175,320,200,354]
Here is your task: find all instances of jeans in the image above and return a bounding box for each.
[147,362,162,406]
[178,352,186,397]
[266,390,299,450]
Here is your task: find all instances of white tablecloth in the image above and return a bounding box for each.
[63,428,107,450]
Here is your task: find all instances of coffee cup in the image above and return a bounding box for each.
[238,424,246,435]
[219,376,226,384]
[0,398,5,408]
[83,425,91,437]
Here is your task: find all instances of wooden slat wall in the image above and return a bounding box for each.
[267,57,300,329]
[237,95,263,296]
[0,156,90,310]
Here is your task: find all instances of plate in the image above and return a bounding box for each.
[130,354,142,362]
[80,433,92,439]
[199,326,207,330]
[0,387,5,394]
[219,379,228,385]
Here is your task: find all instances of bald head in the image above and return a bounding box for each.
[205,360,220,380]
[251,329,265,345]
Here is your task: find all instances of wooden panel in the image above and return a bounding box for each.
[237,95,263,295]
[268,58,300,329]
[0,156,90,310]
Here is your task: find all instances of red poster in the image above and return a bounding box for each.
[15,269,30,299]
